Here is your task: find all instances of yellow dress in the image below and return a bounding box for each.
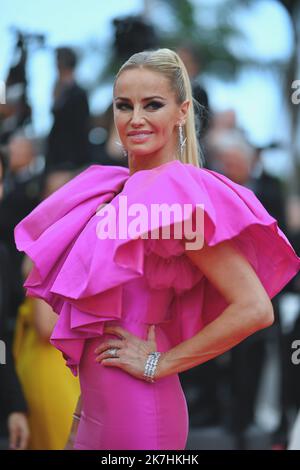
[13,297,80,450]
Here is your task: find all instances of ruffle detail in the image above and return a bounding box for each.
[143,238,204,294]
[14,164,129,376]
[14,160,300,376]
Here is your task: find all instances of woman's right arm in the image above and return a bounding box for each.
[64,394,82,450]
[33,298,57,342]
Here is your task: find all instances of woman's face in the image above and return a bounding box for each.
[113,68,189,162]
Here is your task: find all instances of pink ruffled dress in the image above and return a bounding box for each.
[14,159,300,450]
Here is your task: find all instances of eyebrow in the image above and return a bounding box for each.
[114,95,166,101]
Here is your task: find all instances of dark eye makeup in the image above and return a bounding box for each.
[115,101,164,110]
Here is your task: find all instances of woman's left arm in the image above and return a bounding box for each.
[156,239,274,380]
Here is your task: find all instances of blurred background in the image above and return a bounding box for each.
[0,0,300,450]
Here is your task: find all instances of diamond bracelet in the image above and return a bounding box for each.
[143,352,162,383]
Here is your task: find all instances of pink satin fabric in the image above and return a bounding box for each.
[14,160,300,449]
[74,277,189,450]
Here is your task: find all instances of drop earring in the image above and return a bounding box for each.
[178,123,187,159]
[115,140,128,158]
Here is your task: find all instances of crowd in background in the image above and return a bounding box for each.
[0,14,299,451]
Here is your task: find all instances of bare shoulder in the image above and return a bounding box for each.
[184,237,273,319]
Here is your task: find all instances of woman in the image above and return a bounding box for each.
[14,48,300,450]
[12,171,81,449]
[13,268,80,450]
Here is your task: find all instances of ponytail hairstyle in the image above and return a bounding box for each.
[113,48,204,168]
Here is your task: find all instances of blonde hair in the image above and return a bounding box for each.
[113,48,204,168]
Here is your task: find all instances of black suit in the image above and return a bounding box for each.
[0,170,43,324]
[248,168,287,233]
[0,242,27,422]
[45,81,91,171]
